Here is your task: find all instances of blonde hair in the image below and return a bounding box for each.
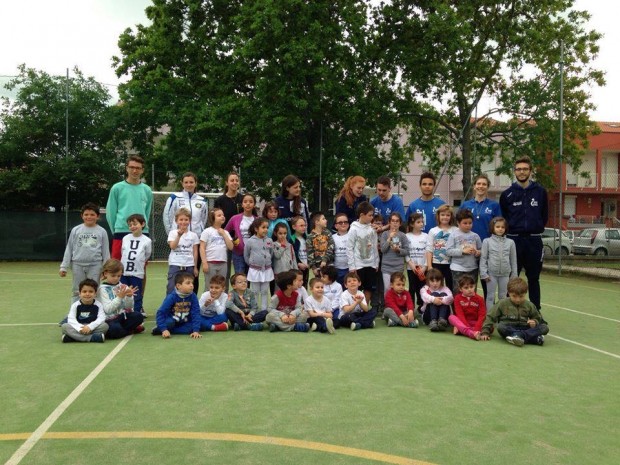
[101,259,123,277]
[175,207,191,220]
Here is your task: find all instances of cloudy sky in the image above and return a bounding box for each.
[1,0,618,121]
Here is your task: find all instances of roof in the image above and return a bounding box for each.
[596,122,620,133]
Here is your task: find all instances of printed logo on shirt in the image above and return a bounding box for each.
[530,199,538,207]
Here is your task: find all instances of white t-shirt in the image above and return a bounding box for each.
[305,295,333,316]
[200,227,231,262]
[339,290,367,315]
[121,234,152,278]
[323,282,343,310]
[167,230,200,267]
[296,286,309,306]
[240,216,253,241]
[297,236,308,264]
[427,226,458,265]
[333,233,349,269]
[406,232,430,267]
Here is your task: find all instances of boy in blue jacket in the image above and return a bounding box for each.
[152,272,202,339]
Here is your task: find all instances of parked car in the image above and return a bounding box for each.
[572,228,620,256]
[542,228,572,255]
[564,230,576,244]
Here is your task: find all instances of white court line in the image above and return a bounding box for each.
[542,303,620,323]
[541,277,620,293]
[548,334,620,360]
[0,323,58,327]
[4,336,132,465]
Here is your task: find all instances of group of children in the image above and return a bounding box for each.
[59,199,549,348]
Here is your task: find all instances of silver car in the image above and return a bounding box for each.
[572,228,620,256]
[542,228,572,256]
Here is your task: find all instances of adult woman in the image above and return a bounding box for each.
[335,175,367,224]
[214,172,243,228]
[274,175,311,227]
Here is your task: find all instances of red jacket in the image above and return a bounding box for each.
[384,288,414,317]
[453,293,486,331]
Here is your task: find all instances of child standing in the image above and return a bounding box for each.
[244,217,275,312]
[166,208,200,294]
[290,215,309,287]
[152,272,202,339]
[61,278,108,343]
[406,213,431,313]
[225,273,266,331]
[448,275,485,340]
[307,211,335,277]
[338,272,377,331]
[305,277,336,334]
[120,213,152,317]
[272,223,298,277]
[200,208,234,290]
[97,259,144,339]
[198,275,229,331]
[263,201,291,241]
[383,271,418,328]
[347,201,379,306]
[426,205,458,293]
[480,277,549,346]
[446,209,482,295]
[332,212,350,287]
[266,271,312,332]
[59,203,110,302]
[379,213,410,305]
[225,193,258,274]
[320,265,343,319]
[480,216,518,311]
[420,268,454,331]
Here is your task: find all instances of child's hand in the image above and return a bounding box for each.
[480,334,490,341]
[79,326,91,335]
[484,277,491,282]
[202,262,209,273]
[433,297,442,305]
[59,270,67,277]
[298,263,308,270]
[205,297,214,306]
[162,330,171,338]
[399,315,408,326]
[190,332,202,339]
[193,266,199,277]
[354,294,363,303]
[217,228,226,236]
[527,319,537,328]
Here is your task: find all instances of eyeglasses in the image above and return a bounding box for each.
[514,167,530,172]
[127,165,143,171]
[335,221,349,225]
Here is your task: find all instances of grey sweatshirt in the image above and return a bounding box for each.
[379,231,410,274]
[479,234,518,279]
[243,235,274,270]
[347,221,379,270]
[60,224,110,271]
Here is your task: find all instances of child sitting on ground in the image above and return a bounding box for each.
[61,278,108,343]
[420,268,454,331]
[266,271,313,332]
[383,271,418,328]
[199,275,229,332]
[97,259,144,339]
[305,277,336,334]
[338,271,377,331]
[449,275,485,341]
[320,265,343,319]
[480,277,549,347]
[225,273,265,331]
[152,272,202,339]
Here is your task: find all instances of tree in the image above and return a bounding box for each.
[0,65,124,211]
[375,0,604,196]
[113,0,411,209]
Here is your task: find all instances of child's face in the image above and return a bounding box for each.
[438,211,452,226]
[256,222,268,238]
[213,210,226,226]
[232,276,248,292]
[508,292,526,306]
[276,227,288,242]
[128,219,144,235]
[267,207,278,220]
[315,215,327,229]
[428,277,442,290]
[176,279,194,294]
[242,196,255,214]
[389,217,401,230]
[334,217,349,233]
[293,274,304,289]
[493,222,506,236]
[411,218,424,232]
[320,273,333,285]
[81,209,99,227]
[458,218,473,233]
[210,284,224,299]
[359,211,374,225]
[79,285,96,303]
[372,219,383,229]
[176,214,191,229]
[391,278,406,294]
[292,220,306,234]
[460,283,476,297]
[104,270,122,285]
[346,277,360,292]
[287,182,301,198]
[311,281,324,299]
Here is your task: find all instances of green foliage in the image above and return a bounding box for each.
[376,0,604,196]
[0,65,125,211]
[113,0,410,208]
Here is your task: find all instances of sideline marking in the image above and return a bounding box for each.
[0,431,436,465]
[541,277,620,294]
[541,303,620,323]
[548,334,620,360]
[4,336,132,465]
[0,323,58,327]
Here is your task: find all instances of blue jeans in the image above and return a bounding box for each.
[199,313,228,331]
[231,253,247,274]
[120,275,144,313]
[106,312,144,339]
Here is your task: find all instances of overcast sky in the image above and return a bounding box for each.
[1,0,618,122]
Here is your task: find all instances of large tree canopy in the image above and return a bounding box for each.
[375,0,604,195]
[0,65,124,211]
[113,0,412,208]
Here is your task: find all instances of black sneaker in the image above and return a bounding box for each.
[536,335,545,346]
[293,322,310,332]
[61,334,75,343]
[269,323,278,332]
[438,318,448,331]
[429,320,439,332]
[90,333,105,343]
[151,327,162,336]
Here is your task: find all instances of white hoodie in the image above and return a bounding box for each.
[347,221,379,270]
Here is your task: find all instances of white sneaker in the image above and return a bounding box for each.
[326,318,335,334]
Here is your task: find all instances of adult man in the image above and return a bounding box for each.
[369,176,406,233]
[499,156,548,313]
[405,172,446,233]
[106,155,153,260]
[460,173,502,300]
